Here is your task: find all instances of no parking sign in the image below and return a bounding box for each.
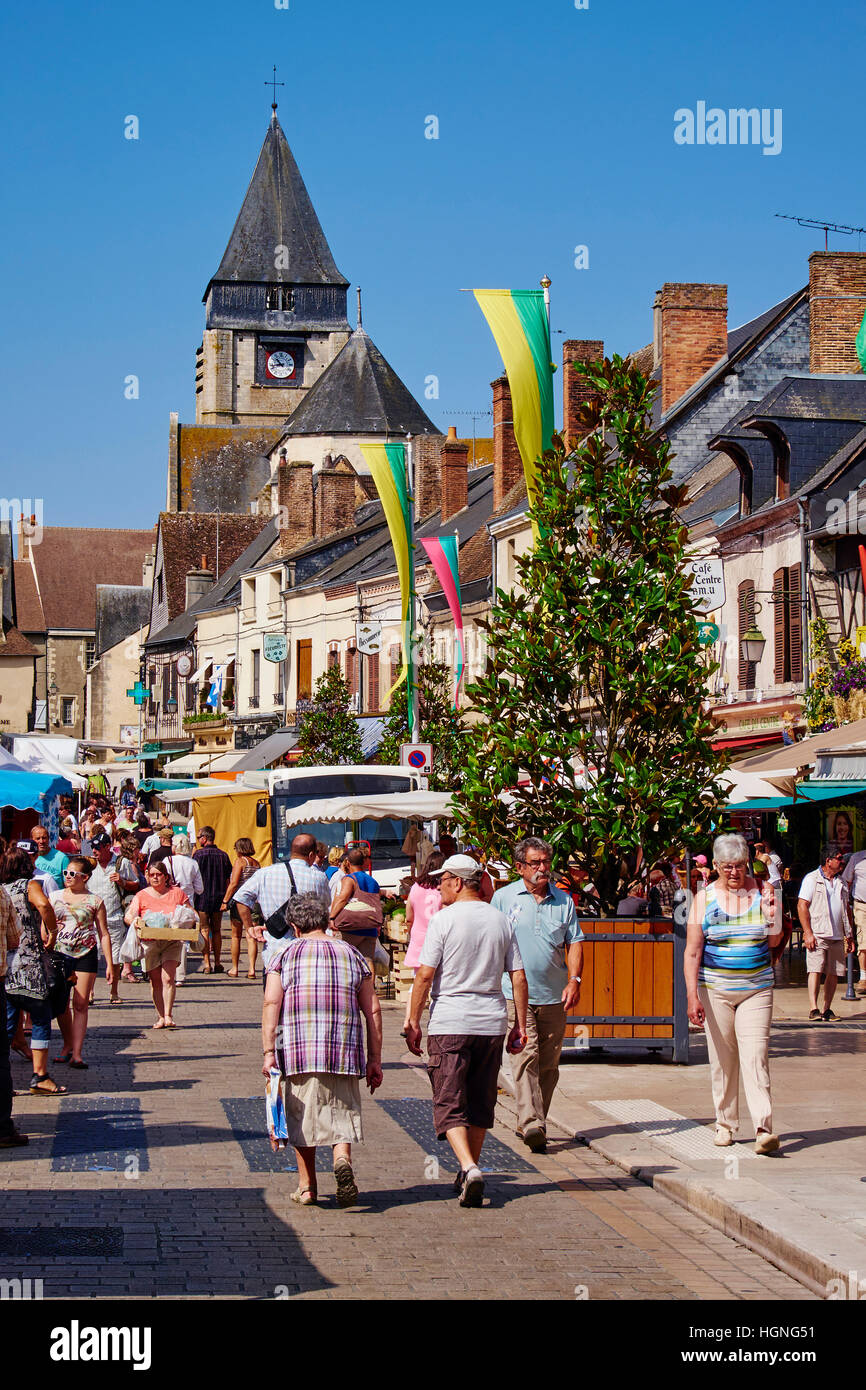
[400,743,433,774]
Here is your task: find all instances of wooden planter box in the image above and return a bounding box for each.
[563,915,689,1063]
[182,716,227,731]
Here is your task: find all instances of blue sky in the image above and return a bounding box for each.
[2,0,864,530]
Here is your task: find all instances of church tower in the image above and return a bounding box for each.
[195,112,351,427]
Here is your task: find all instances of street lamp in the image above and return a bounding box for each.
[740,625,767,665]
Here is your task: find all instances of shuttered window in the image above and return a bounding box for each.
[772,565,803,686]
[389,644,401,691]
[738,580,756,692]
[366,652,380,711]
[296,640,312,702]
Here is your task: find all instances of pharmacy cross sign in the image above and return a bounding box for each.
[126,681,151,706]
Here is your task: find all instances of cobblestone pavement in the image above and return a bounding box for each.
[1,961,817,1301]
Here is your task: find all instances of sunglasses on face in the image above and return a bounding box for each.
[64,870,86,879]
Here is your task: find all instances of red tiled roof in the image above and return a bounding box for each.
[0,625,37,657]
[158,512,270,621]
[13,560,44,632]
[26,529,155,631]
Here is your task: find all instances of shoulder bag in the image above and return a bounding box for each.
[264,862,299,939]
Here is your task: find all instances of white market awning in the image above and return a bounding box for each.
[281,791,455,825]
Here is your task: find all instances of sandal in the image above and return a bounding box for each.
[69,1060,89,1070]
[109,997,123,1006]
[152,1019,166,1029]
[212,963,225,973]
[30,1074,68,1096]
[54,1052,73,1064]
[227,968,238,978]
[290,1188,318,1206]
[246,972,256,980]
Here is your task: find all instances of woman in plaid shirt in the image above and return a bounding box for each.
[261,893,383,1208]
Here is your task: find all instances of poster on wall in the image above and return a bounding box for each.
[825,804,865,858]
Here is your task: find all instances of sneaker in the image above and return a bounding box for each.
[522,1126,547,1154]
[713,1125,733,1147]
[452,1169,465,1194]
[0,1128,29,1149]
[755,1131,781,1155]
[333,1157,359,1208]
[459,1166,484,1207]
[822,1009,838,1022]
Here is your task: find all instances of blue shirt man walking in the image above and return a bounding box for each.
[492,837,584,1153]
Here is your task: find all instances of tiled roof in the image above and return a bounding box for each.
[146,516,279,649]
[176,425,280,512]
[27,528,155,631]
[13,560,44,632]
[158,513,271,623]
[0,626,37,657]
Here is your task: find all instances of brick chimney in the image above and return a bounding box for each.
[414,434,444,521]
[809,252,866,374]
[658,283,728,413]
[492,376,523,509]
[316,457,357,537]
[277,456,314,553]
[563,340,604,444]
[17,512,38,561]
[440,427,469,521]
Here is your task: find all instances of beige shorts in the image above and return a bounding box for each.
[805,937,847,977]
[282,1072,363,1148]
[142,938,184,974]
[852,901,866,945]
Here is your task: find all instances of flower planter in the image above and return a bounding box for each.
[562,915,689,1063]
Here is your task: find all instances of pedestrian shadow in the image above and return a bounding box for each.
[0,1186,333,1298]
[356,1175,550,1213]
[772,1125,866,1154]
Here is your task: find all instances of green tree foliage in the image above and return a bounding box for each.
[452,354,729,912]
[378,661,467,790]
[296,665,364,766]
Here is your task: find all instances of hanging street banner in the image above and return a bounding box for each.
[360,441,416,736]
[420,536,464,707]
[356,621,382,655]
[263,634,288,663]
[473,288,554,529]
[688,555,725,612]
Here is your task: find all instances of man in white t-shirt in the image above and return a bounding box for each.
[798,846,856,1021]
[406,854,528,1208]
[841,847,866,997]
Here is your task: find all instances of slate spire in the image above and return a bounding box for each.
[282,327,440,437]
[205,115,348,298]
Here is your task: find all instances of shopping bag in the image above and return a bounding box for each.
[119,922,141,964]
[265,1067,288,1150]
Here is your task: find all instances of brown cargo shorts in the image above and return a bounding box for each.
[426,1033,505,1139]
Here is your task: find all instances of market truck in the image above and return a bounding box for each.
[262,764,441,892]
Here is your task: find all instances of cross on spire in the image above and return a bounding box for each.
[265,64,285,114]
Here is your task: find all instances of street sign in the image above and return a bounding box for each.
[263,634,288,663]
[857,625,866,659]
[688,556,725,612]
[697,620,720,647]
[356,621,382,655]
[400,742,433,774]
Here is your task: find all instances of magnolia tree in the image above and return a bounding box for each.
[453,355,729,913]
[296,665,364,766]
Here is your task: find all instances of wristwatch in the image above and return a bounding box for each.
[569,975,582,983]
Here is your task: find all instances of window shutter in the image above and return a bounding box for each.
[389,643,400,691]
[367,652,379,711]
[788,564,803,684]
[738,580,756,691]
[773,567,787,685]
[346,646,357,697]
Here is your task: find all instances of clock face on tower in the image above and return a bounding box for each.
[257,339,303,386]
[266,350,295,379]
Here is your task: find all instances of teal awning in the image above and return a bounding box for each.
[727,780,866,812]
[137,778,199,793]
[0,771,72,810]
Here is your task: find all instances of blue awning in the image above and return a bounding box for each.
[137,778,199,793]
[0,771,72,810]
[727,780,866,812]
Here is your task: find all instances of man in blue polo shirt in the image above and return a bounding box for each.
[32,824,70,886]
[492,836,584,1154]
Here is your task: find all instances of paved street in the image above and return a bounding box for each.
[1,959,815,1301]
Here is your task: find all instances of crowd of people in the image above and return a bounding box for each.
[1,785,862,1220]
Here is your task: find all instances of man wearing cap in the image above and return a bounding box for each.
[406,853,528,1208]
[492,836,584,1154]
[798,845,856,1021]
[88,832,139,1003]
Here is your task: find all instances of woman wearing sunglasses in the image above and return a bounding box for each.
[50,856,113,1068]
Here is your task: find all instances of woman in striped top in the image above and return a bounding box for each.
[685,833,783,1155]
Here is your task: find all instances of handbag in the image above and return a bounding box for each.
[43,949,75,1019]
[264,862,299,939]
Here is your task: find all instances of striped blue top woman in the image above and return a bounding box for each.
[698,881,775,992]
